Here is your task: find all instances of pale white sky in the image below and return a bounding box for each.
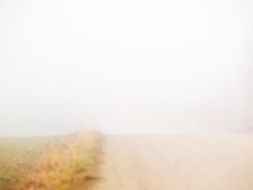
[0,0,253,136]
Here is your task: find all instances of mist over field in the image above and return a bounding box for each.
[0,0,253,136]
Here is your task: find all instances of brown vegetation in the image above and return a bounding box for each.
[17,131,102,190]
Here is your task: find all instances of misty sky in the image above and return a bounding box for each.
[0,0,253,136]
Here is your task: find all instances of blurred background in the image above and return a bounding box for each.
[0,0,252,136]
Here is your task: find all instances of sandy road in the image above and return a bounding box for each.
[95,134,253,190]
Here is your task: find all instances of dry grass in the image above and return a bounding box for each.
[0,136,58,190]
[17,131,102,190]
[0,131,102,190]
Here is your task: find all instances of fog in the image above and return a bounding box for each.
[0,0,253,136]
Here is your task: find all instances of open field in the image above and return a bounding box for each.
[96,134,253,190]
[0,131,102,190]
[0,136,58,189]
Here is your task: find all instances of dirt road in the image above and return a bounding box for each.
[95,134,253,190]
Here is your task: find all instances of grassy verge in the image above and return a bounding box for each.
[0,131,102,190]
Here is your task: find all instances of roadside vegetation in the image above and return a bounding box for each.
[0,131,102,190]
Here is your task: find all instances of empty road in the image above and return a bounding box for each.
[95,134,253,190]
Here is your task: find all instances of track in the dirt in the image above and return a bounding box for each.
[95,134,253,190]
